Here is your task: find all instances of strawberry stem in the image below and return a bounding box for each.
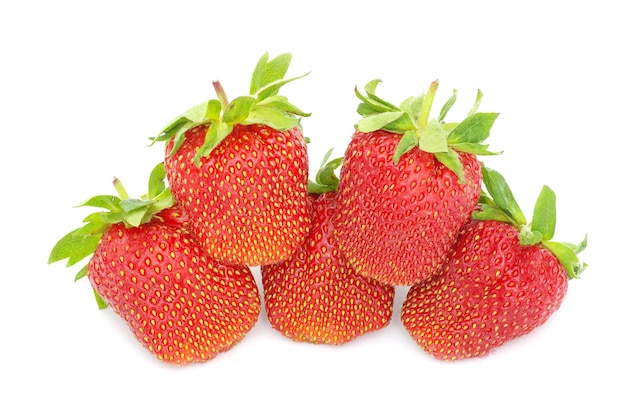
[213,80,229,109]
[113,177,130,200]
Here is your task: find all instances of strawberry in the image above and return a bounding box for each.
[401,166,587,360]
[261,151,395,344]
[333,80,499,286]
[151,52,311,266]
[49,164,261,365]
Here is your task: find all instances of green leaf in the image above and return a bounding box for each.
[354,82,398,113]
[48,228,79,264]
[438,89,458,122]
[182,101,212,123]
[357,111,405,133]
[75,218,109,235]
[151,114,193,144]
[468,89,484,116]
[257,95,311,116]
[519,224,543,246]
[563,234,588,254]
[419,119,449,153]
[250,52,292,97]
[393,131,417,164]
[435,149,465,183]
[93,288,108,309]
[364,79,400,111]
[80,215,108,228]
[400,93,424,121]
[151,187,174,213]
[478,191,496,206]
[383,113,417,132]
[212,121,234,147]
[399,96,423,120]
[317,157,343,187]
[123,207,150,228]
[245,106,301,131]
[165,119,196,156]
[452,142,501,156]
[531,185,557,241]
[442,121,459,132]
[249,52,270,95]
[48,228,102,267]
[75,264,89,281]
[195,121,233,165]
[77,195,121,211]
[315,148,343,185]
[254,72,310,102]
[416,81,439,129]
[481,166,526,226]
[223,96,255,124]
[472,205,515,223]
[447,112,499,144]
[542,240,586,278]
[308,148,343,194]
[356,102,378,116]
[147,163,167,200]
[119,198,152,213]
[99,212,125,225]
[364,79,382,96]
[205,99,222,121]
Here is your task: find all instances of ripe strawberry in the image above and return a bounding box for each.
[401,166,587,360]
[334,80,499,286]
[151,52,311,266]
[49,164,261,365]
[261,151,395,344]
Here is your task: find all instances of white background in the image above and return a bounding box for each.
[2,1,624,417]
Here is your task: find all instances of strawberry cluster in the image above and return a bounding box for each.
[50,53,586,364]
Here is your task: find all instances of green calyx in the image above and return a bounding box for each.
[308,148,343,194]
[355,79,500,183]
[150,52,311,166]
[473,165,587,279]
[48,163,174,286]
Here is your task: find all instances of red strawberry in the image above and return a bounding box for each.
[334,80,499,286]
[49,164,261,365]
[261,151,395,344]
[151,52,311,266]
[401,166,587,360]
